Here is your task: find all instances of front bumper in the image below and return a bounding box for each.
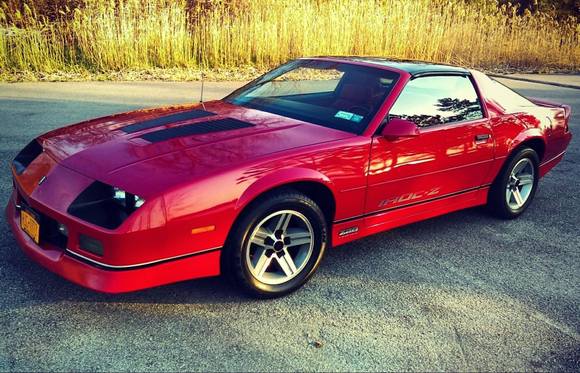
[5,196,221,293]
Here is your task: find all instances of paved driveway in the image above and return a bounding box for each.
[0,78,578,371]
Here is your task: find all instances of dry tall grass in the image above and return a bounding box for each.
[0,0,578,78]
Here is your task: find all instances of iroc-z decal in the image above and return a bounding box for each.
[378,187,441,208]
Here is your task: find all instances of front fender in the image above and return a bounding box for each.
[235,167,335,212]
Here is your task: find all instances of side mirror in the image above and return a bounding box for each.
[381,118,419,139]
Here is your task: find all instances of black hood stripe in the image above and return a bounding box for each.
[121,109,216,134]
[141,118,254,143]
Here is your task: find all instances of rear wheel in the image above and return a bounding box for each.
[488,147,539,219]
[223,190,328,298]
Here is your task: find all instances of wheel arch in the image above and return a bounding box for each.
[492,135,545,187]
[512,137,546,162]
[234,168,337,226]
[507,131,546,162]
[221,169,335,296]
[487,137,542,219]
[221,169,337,273]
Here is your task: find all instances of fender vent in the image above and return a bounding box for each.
[122,109,216,133]
[141,118,254,143]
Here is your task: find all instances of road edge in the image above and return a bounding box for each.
[488,74,580,90]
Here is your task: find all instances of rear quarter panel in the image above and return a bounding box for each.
[471,72,569,185]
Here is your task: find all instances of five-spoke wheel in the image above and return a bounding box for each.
[246,210,314,285]
[505,158,535,210]
[489,147,539,219]
[223,190,328,298]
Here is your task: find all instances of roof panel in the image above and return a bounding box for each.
[309,56,469,76]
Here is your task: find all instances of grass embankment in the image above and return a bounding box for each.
[0,0,578,82]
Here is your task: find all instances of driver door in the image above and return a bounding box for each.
[365,75,494,216]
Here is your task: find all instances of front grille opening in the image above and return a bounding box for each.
[67,181,135,230]
[41,216,68,250]
[13,139,42,174]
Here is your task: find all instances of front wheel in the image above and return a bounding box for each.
[223,190,328,298]
[488,147,539,219]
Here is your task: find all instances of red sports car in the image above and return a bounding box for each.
[6,57,572,297]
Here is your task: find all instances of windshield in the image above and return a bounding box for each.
[225,59,400,134]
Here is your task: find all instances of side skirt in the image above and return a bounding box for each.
[331,186,489,247]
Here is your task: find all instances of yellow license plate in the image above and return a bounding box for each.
[20,209,40,244]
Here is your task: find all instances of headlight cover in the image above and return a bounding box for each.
[67,182,146,229]
[13,139,43,174]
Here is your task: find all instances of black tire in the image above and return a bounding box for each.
[222,189,328,298]
[488,147,539,219]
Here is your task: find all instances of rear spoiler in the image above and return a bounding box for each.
[529,97,571,121]
[529,97,571,132]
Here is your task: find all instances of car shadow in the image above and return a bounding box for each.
[0,205,494,310]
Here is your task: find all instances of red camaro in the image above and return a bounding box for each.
[6,57,572,297]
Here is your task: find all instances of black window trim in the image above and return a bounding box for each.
[410,71,470,78]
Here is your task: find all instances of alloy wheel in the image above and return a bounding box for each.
[245,210,314,285]
[505,158,535,210]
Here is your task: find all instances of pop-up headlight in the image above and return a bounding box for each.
[113,187,146,212]
[67,182,146,229]
[13,139,43,174]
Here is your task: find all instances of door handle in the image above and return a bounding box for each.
[475,134,491,143]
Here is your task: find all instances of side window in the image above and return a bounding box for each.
[471,70,534,113]
[389,75,484,128]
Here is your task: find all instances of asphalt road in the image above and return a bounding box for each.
[0,78,578,372]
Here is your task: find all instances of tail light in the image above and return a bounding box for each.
[553,105,571,133]
[562,104,571,132]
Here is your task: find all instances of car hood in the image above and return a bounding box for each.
[39,101,353,196]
